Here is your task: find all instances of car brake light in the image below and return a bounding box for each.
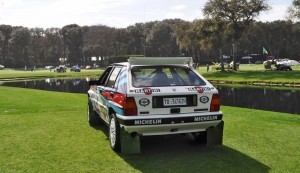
[210,94,220,112]
[113,93,137,116]
[123,97,138,116]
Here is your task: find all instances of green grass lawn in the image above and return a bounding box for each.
[0,86,299,173]
[198,64,300,85]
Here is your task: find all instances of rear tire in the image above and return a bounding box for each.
[88,99,101,126]
[109,114,121,151]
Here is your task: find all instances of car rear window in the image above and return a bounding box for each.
[131,66,206,87]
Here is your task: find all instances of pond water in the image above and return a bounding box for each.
[215,86,299,115]
[1,79,299,115]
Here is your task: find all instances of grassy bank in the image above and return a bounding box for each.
[1,64,300,86]
[0,69,103,81]
[198,64,300,86]
[0,86,299,173]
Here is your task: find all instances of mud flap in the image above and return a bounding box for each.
[120,129,141,154]
[207,120,224,146]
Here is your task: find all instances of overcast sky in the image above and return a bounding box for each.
[0,0,293,29]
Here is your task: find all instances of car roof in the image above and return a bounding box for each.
[113,62,129,66]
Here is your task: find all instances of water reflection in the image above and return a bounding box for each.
[216,86,299,114]
[1,79,299,114]
[1,78,91,94]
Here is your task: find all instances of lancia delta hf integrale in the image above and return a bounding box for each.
[87,57,224,153]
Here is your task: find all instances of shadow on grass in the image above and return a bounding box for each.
[120,135,270,173]
[91,125,269,173]
[90,122,108,133]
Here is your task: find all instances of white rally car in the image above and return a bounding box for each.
[88,57,224,153]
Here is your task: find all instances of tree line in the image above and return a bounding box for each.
[0,0,299,68]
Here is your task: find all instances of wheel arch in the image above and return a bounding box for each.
[108,107,116,119]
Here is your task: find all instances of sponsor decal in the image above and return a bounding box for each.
[134,119,162,125]
[120,114,222,126]
[139,98,150,107]
[134,88,161,95]
[194,116,218,122]
[195,86,204,93]
[199,96,209,104]
[187,86,211,93]
[143,88,152,95]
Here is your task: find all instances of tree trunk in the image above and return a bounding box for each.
[232,43,237,71]
[220,48,224,71]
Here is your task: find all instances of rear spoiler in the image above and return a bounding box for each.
[128,57,193,66]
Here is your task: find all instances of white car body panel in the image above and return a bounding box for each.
[88,57,223,136]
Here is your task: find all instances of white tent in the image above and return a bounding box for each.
[277,59,299,66]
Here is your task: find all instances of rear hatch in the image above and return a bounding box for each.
[128,60,219,115]
[129,86,218,115]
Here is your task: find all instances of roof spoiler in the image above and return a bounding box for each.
[128,57,193,66]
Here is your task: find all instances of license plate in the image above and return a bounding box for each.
[163,97,187,106]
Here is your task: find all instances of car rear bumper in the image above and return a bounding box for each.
[116,111,223,136]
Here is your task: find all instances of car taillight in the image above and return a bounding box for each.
[123,97,138,116]
[210,94,220,112]
[113,93,137,116]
